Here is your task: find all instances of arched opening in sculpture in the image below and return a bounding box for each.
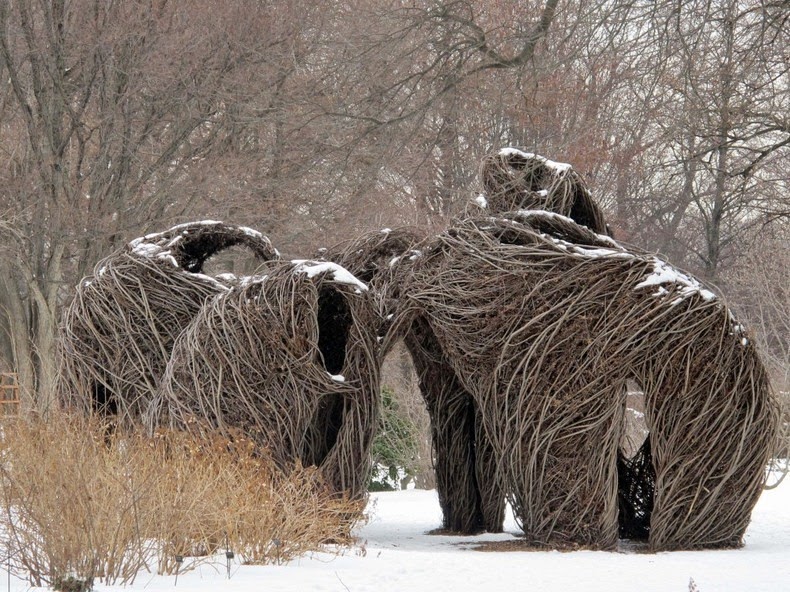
[377,340,435,491]
[317,286,352,376]
[403,316,501,535]
[91,382,117,416]
[306,285,355,468]
[617,379,654,542]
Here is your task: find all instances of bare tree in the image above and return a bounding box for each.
[2,0,786,412]
[600,1,790,279]
[0,0,326,407]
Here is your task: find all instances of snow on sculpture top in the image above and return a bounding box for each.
[478,147,610,235]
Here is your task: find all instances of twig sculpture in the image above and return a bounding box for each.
[57,222,278,423]
[56,148,779,550]
[382,211,777,550]
[149,260,380,498]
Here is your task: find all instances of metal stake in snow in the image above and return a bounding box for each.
[174,554,184,586]
[272,538,282,565]
[226,550,234,579]
[225,534,234,579]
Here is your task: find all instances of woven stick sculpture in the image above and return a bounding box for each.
[149,260,380,498]
[479,147,610,235]
[57,222,278,424]
[392,212,777,550]
[321,228,427,350]
[326,227,505,533]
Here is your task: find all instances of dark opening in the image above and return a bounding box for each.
[316,286,351,376]
[617,380,655,540]
[92,381,118,416]
[405,317,496,534]
[304,286,354,467]
[564,182,611,237]
[617,438,655,540]
[304,397,346,467]
[173,226,277,273]
[180,233,255,273]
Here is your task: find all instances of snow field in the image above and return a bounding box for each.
[5,479,782,592]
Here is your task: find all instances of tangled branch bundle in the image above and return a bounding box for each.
[381,211,777,550]
[321,227,427,349]
[150,260,380,498]
[57,222,279,423]
[479,147,610,235]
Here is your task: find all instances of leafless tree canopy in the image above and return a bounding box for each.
[1,1,787,410]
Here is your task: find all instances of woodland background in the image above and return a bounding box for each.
[0,0,787,433]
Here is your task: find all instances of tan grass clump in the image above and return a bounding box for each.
[57,222,279,425]
[0,413,363,588]
[0,414,152,588]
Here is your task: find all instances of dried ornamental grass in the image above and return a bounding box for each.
[0,414,364,589]
[57,222,278,424]
[142,426,363,571]
[149,259,380,499]
[0,413,160,588]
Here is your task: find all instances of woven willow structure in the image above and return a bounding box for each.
[148,260,380,498]
[374,211,778,550]
[320,228,427,350]
[479,147,610,235]
[56,147,779,550]
[57,222,278,423]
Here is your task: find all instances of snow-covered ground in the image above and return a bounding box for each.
[6,481,789,592]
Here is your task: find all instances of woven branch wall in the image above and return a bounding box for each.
[57,222,279,423]
[376,212,778,550]
[321,228,428,352]
[479,147,610,235]
[149,260,380,498]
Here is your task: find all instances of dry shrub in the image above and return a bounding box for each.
[228,458,363,565]
[0,414,363,588]
[0,414,152,588]
[145,425,363,569]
